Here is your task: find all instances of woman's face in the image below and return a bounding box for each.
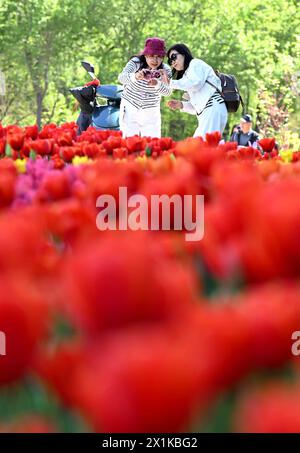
[145,54,163,69]
[168,50,185,71]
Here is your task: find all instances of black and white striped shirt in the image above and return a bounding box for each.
[197,91,225,116]
[118,57,172,109]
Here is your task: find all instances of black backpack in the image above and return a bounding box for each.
[206,71,244,113]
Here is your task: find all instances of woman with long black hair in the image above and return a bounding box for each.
[165,43,228,139]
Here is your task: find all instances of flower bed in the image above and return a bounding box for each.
[0,122,300,432]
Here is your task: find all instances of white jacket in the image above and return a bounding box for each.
[169,58,222,115]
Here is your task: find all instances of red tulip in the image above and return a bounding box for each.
[25,125,39,140]
[0,160,17,208]
[205,131,221,146]
[0,274,49,385]
[59,146,75,162]
[233,382,300,433]
[0,138,5,155]
[159,137,175,150]
[38,123,57,139]
[30,139,53,155]
[37,171,72,202]
[63,231,198,336]
[258,137,276,152]
[235,283,300,368]
[82,143,106,158]
[113,147,128,159]
[125,136,147,153]
[51,155,65,169]
[0,123,5,138]
[68,329,205,433]
[57,132,73,147]
[34,341,85,406]
[7,132,24,151]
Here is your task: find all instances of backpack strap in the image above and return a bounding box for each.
[205,79,223,97]
[240,94,245,113]
[249,131,259,144]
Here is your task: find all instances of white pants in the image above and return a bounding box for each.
[119,99,161,138]
[194,98,228,139]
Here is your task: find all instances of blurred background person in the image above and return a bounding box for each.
[230,114,260,146]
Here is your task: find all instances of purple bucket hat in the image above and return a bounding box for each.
[141,37,166,57]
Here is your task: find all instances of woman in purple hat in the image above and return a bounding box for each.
[118,37,171,138]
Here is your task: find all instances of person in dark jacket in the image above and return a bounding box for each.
[230,114,259,146]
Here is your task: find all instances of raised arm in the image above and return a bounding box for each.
[181,101,197,115]
[152,63,173,96]
[118,58,140,85]
[170,59,211,91]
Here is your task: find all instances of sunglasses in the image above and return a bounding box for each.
[168,53,179,65]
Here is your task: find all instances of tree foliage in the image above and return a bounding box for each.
[0,0,299,140]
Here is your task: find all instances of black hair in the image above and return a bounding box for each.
[128,54,164,71]
[167,43,194,79]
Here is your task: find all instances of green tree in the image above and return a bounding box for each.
[0,0,299,140]
[0,0,93,127]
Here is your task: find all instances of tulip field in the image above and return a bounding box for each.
[1,121,300,433]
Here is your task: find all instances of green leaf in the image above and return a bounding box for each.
[29,150,37,160]
[0,376,90,432]
[5,143,12,157]
[198,391,237,433]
